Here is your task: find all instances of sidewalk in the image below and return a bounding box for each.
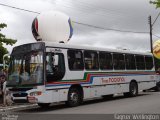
[0,103,37,111]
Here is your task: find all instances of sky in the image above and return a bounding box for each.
[0,0,160,53]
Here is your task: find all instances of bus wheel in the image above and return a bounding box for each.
[66,88,82,107]
[155,85,160,92]
[38,103,50,108]
[124,82,138,97]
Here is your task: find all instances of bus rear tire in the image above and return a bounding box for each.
[155,85,160,92]
[66,88,82,107]
[124,81,138,97]
[38,103,50,108]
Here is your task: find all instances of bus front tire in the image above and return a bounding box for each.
[66,88,82,107]
[124,82,138,97]
[38,103,50,108]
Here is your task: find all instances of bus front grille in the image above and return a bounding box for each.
[13,93,28,97]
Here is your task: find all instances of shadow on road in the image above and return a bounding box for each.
[83,93,149,105]
[13,92,151,113]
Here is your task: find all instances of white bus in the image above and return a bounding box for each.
[7,42,158,107]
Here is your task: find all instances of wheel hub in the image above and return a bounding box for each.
[70,92,78,102]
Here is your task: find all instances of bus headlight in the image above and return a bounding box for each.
[30,91,42,96]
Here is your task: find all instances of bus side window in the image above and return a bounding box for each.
[125,54,136,70]
[67,50,84,70]
[84,50,99,70]
[135,55,145,70]
[113,53,125,70]
[99,52,113,70]
[145,56,153,70]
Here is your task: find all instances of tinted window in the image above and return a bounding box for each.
[125,54,136,70]
[135,55,145,70]
[99,52,113,70]
[84,51,99,70]
[46,53,65,82]
[8,51,44,86]
[113,53,125,70]
[145,56,153,70]
[68,50,84,70]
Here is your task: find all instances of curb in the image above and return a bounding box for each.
[0,104,37,112]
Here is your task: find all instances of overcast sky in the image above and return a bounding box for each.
[0,0,160,53]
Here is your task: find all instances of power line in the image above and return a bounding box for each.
[56,2,127,18]
[57,0,140,19]
[152,12,160,26]
[56,3,142,28]
[0,3,40,14]
[0,2,143,29]
[54,0,144,26]
[153,34,160,39]
[73,21,149,34]
[0,3,149,34]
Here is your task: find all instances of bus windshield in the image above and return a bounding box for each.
[8,51,43,86]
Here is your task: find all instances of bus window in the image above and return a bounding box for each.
[99,52,113,70]
[84,51,99,70]
[68,50,84,70]
[125,54,136,70]
[21,51,43,84]
[113,53,125,70]
[8,55,22,85]
[135,55,145,70]
[46,53,65,82]
[8,51,44,85]
[145,56,153,70]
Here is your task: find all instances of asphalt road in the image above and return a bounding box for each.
[11,91,160,114]
[1,91,160,120]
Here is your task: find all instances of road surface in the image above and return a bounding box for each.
[11,91,160,114]
[1,91,160,120]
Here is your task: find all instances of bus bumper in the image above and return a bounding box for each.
[12,96,28,103]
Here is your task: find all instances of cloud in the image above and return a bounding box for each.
[70,31,150,51]
[0,0,160,53]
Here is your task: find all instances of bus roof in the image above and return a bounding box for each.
[44,41,152,56]
[12,41,153,56]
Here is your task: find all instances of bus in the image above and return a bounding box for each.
[7,42,159,107]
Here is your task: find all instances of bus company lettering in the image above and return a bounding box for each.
[101,77,125,83]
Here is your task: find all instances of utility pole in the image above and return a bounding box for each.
[149,15,153,53]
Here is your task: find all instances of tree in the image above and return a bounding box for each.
[150,0,160,8]
[0,23,17,64]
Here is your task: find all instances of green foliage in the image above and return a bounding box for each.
[0,23,17,45]
[0,44,8,63]
[0,23,7,28]
[150,0,160,8]
[0,23,17,64]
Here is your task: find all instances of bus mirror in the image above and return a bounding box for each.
[53,55,59,66]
